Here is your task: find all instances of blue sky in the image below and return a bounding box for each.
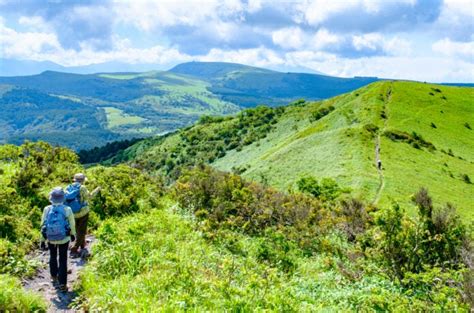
[0,0,473,82]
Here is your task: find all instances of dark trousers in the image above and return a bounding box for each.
[73,213,89,250]
[49,241,69,285]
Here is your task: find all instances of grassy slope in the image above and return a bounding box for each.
[80,205,436,311]
[214,81,473,217]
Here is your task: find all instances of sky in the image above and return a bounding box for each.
[0,0,473,82]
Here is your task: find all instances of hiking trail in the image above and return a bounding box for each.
[23,235,96,312]
[372,84,392,205]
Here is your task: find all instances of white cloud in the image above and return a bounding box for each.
[432,38,474,59]
[285,53,474,82]
[303,0,358,26]
[0,20,61,59]
[352,33,412,56]
[352,33,383,51]
[300,0,417,26]
[272,27,305,49]
[18,16,49,32]
[310,28,341,49]
[272,27,341,51]
[0,19,189,66]
[113,0,257,31]
[200,46,284,67]
[443,0,474,18]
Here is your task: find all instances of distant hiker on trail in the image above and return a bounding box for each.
[377,159,382,170]
[40,187,76,292]
[66,173,100,258]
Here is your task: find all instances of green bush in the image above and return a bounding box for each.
[86,165,164,219]
[296,175,346,201]
[0,274,46,312]
[373,188,470,308]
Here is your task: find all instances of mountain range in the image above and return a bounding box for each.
[0,61,378,149]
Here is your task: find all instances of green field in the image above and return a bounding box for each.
[103,107,146,129]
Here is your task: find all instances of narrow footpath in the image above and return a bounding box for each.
[23,235,96,313]
[371,84,392,205]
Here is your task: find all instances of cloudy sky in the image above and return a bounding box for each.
[1,0,473,82]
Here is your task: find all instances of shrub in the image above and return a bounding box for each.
[174,166,334,255]
[376,188,468,282]
[0,274,46,312]
[339,198,371,241]
[297,175,345,201]
[363,123,379,135]
[465,122,472,130]
[309,105,335,122]
[383,130,436,151]
[462,174,471,184]
[86,165,163,219]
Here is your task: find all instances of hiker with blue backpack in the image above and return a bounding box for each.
[66,173,100,258]
[40,187,76,292]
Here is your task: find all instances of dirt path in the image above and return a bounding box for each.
[371,84,392,205]
[23,235,96,312]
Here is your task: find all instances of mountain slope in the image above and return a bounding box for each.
[170,61,379,107]
[120,81,474,218]
[0,62,383,149]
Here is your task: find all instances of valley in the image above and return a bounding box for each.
[0,62,378,150]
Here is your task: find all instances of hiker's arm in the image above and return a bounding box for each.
[90,186,101,198]
[40,207,48,243]
[67,209,76,236]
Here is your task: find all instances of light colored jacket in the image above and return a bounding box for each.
[41,205,76,245]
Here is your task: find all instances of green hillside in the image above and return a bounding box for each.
[0,62,379,150]
[1,142,471,311]
[120,81,474,218]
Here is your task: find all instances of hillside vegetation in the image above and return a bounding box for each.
[0,62,378,150]
[0,142,472,311]
[116,81,473,218]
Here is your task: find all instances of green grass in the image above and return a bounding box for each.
[0,274,46,312]
[125,81,473,218]
[79,205,451,312]
[103,107,146,129]
[213,81,473,217]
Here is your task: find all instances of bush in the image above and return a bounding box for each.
[375,188,468,282]
[0,274,46,312]
[86,165,164,219]
[383,130,436,151]
[297,175,345,201]
[174,166,334,255]
[462,174,471,184]
[309,105,335,122]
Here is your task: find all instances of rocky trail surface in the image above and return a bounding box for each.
[23,235,96,312]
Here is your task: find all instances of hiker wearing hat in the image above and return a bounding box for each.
[40,187,76,291]
[65,173,100,258]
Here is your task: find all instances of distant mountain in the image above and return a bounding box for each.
[115,81,474,219]
[170,61,379,107]
[0,59,66,76]
[0,58,171,76]
[0,61,381,149]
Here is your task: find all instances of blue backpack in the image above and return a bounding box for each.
[44,205,70,241]
[65,183,86,213]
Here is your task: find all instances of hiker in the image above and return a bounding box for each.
[377,159,382,170]
[40,187,76,291]
[66,173,100,258]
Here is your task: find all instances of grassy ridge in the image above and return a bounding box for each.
[122,81,473,218]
